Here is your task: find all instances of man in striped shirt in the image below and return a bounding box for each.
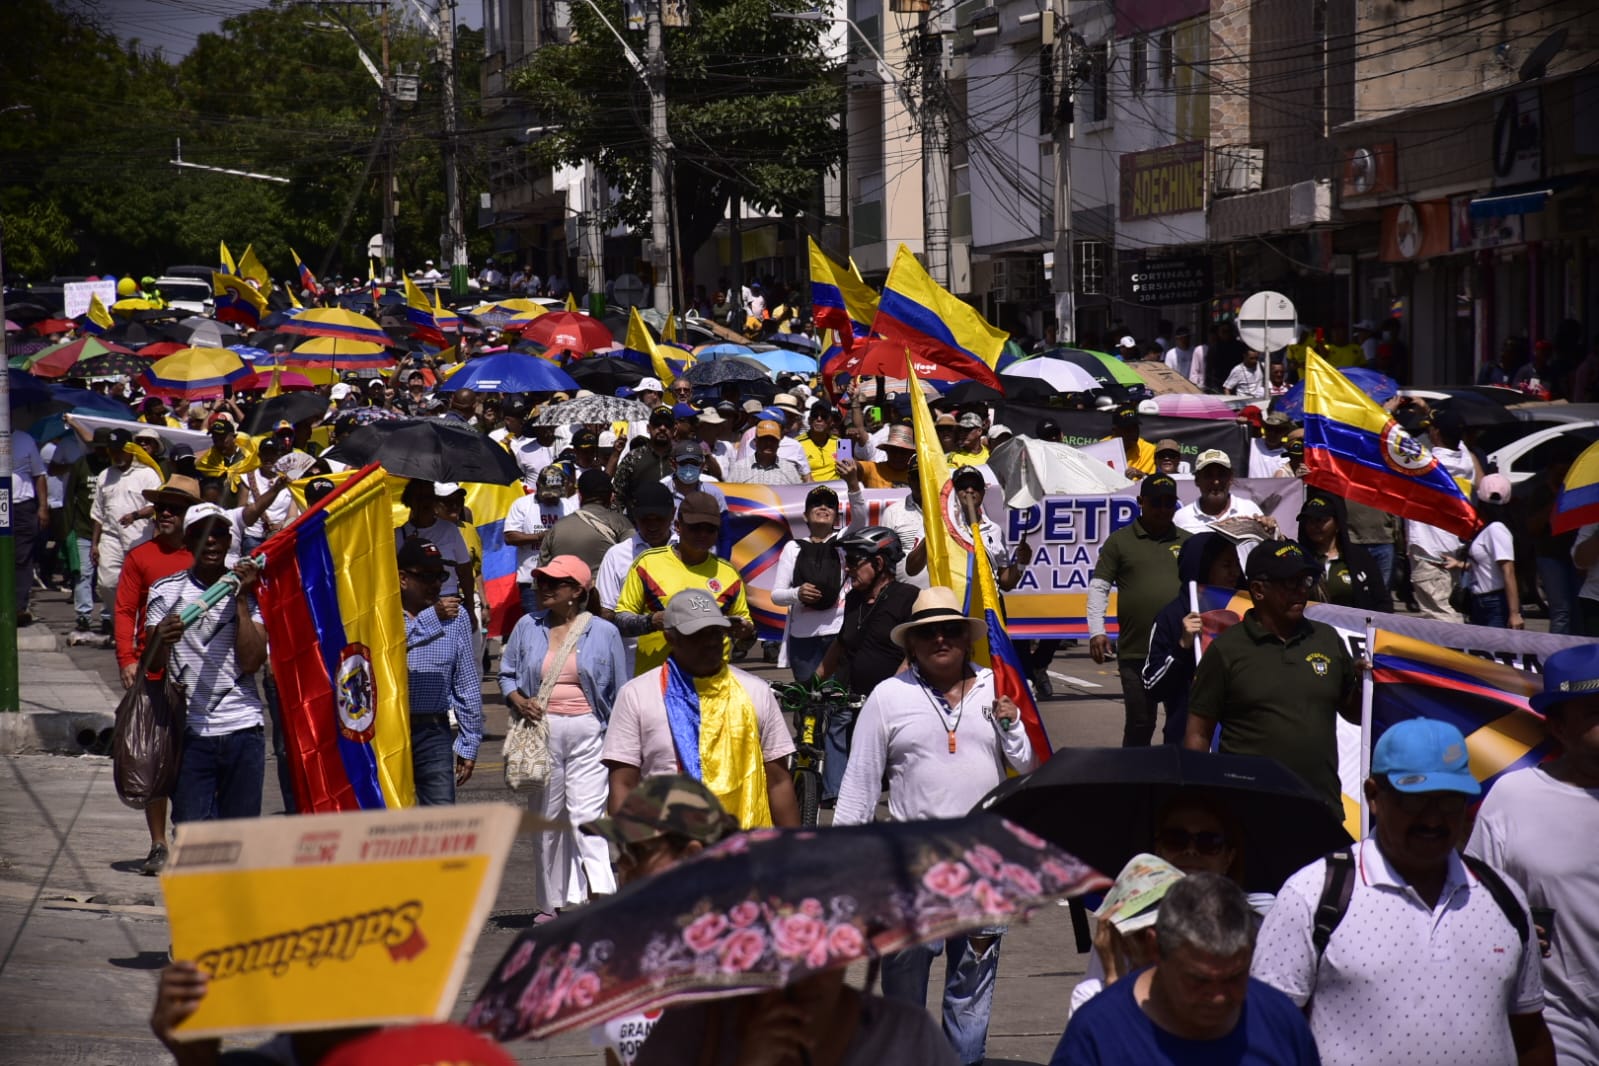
[399,537,483,805]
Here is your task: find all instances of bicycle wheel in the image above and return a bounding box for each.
[793,768,822,827]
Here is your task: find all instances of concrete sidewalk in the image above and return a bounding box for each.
[2,583,1128,1063]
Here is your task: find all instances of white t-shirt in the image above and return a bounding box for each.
[507,438,555,486]
[879,497,930,589]
[504,494,577,582]
[1467,766,1599,1064]
[1406,443,1475,558]
[394,517,472,594]
[1252,838,1543,1066]
[239,468,293,540]
[1248,439,1291,479]
[144,570,266,736]
[1465,521,1513,594]
[1224,360,1268,398]
[832,667,1039,827]
[1173,493,1263,534]
[92,463,163,583]
[9,430,44,502]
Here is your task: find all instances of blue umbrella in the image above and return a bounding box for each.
[1275,367,1398,420]
[49,384,134,418]
[770,332,820,353]
[694,342,757,361]
[230,345,270,362]
[749,348,819,376]
[444,352,579,394]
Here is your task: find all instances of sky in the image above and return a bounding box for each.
[93,0,483,58]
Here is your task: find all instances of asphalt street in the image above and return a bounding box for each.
[1,583,1126,1065]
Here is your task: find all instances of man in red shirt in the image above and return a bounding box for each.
[114,474,200,876]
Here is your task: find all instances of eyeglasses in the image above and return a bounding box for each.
[404,569,445,585]
[1156,828,1230,856]
[153,503,186,518]
[1380,784,1470,815]
[914,621,970,642]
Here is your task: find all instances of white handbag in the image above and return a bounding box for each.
[504,614,590,792]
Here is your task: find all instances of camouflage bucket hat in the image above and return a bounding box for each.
[580,774,739,860]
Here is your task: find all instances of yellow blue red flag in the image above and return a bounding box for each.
[1551,439,1599,533]
[212,272,268,329]
[219,240,237,276]
[404,276,446,346]
[968,520,1053,762]
[257,464,415,811]
[236,243,272,290]
[624,306,684,386]
[79,293,114,336]
[874,243,1007,370]
[907,351,972,604]
[291,248,323,298]
[1301,350,1477,539]
[808,236,878,350]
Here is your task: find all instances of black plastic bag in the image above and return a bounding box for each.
[112,642,188,810]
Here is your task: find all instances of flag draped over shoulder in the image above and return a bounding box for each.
[291,248,323,298]
[1301,350,1477,538]
[257,464,414,811]
[808,236,878,350]
[212,272,267,329]
[968,523,1052,762]
[907,352,972,605]
[873,244,1007,372]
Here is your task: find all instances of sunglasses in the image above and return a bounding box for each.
[153,502,187,518]
[534,575,580,590]
[914,621,970,641]
[1157,828,1230,856]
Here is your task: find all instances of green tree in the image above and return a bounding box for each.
[510,0,843,263]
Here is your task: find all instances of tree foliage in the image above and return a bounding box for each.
[510,0,844,259]
[0,0,488,282]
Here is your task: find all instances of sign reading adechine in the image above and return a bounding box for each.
[1119,142,1206,222]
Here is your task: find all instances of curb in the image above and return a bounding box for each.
[17,628,60,652]
[0,709,115,756]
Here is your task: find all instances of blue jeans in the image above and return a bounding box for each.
[262,673,297,814]
[172,727,265,824]
[787,634,832,683]
[881,928,1004,1065]
[73,536,98,621]
[1536,555,1581,635]
[1469,589,1509,629]
[411,715,456,806]
[1363,542,1396,590]
[821,702,857,803]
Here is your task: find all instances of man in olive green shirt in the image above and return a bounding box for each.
[1089,474,1189,746]
[1183,540,1359,811]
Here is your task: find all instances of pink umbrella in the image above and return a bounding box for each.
[234,370,316,392]
[1149,393,1240,419]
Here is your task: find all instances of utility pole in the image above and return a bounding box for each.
[381,0,396,273]
[439,0,468,296]
[1051,5,1075,343]
[920,15,951,289]
[584,168,606,314]
[646,0,672,315]
[0,221,15,714]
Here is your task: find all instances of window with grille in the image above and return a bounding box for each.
[1075,240,1106,295]
[1159,30,1174,85]
[1131,35,1148,95]
[1089,42,1109,123]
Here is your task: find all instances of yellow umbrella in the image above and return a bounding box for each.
[285,335,395,369]
[278,307,389,345]
[141,347,249,399]
[493,298,547,317]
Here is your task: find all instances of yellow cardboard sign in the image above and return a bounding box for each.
[161,804,521,1040]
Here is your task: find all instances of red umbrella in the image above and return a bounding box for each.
[835,336,1002,390]
[30,318,77,336]
[518,311,614,354]
[234,370,316,392]
[24,336,138,379]
[137,341,186,358]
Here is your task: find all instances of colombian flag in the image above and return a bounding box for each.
[257,465,415,811]
[291,248,323,298]
[219,240,237,276]
[212,272,267,329]
[1301,351,1477,539]
[968,519,1052,763]
[808,236,878,351]
[1551,439,1599,533]
[78,293,114,336]
[464,481,527,639]
[908,350,977,606]
[624,306,686,386]
[236,243,272,290]
[873,243,1007,371]
[405,276,447,346]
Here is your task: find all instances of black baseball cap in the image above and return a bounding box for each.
[1246,540,1319,582]
[577,468,613,497]
[805,485,839,511]
[1113,405,1140,427]
[631,481,676,518]
[1299,493,1336,521]
[648,408,676,427]
[572,428,599,448]
[1140,474,1179,501]
[396,536,445,573]
[952,466,986,491]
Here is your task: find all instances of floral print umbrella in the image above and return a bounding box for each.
[466,815,1109,1042]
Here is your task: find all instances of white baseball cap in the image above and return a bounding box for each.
[1119,335,1137,347]
[434,481,463,498]
[1194,448,1232,471]
[637,377,664,393]
[183,502,230,534]
[330,383,353,400]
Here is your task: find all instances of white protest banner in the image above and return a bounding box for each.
[63,279,118,319]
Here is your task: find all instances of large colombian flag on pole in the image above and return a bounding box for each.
[808,236,878,351]
[907,349,977,606]
[257,463,415,811]
[873,244,1007,372]
[1301,350,1477,539]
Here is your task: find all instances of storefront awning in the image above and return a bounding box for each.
[1468,189,1551,221]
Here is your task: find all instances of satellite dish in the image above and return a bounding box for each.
[1236,291,1298,354]
[1519,28,1567,82]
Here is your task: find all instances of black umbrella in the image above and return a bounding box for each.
[1439,390,1519,427]
[241,392,330,434]
[974,745,1351,894]
[77,352,153,378]
[324,417,522,484]
[679,358,768,387]
[944,380,1006,406]
[566,355,648,394]
[168,317,240,348]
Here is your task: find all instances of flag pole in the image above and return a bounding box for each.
[1189,581,1202,668]
[1358,616,1376,839]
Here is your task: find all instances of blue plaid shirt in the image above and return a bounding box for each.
[405,605,483,761]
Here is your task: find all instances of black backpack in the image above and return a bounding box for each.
[1311,847,1529,962]
[792,538,844,611]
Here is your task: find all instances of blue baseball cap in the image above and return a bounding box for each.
[760,406,784,423]
[1372,718,1480,796]
[672,402,699,420]
[1529,644,1599,715]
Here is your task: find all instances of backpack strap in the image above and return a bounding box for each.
[1461,855,1531,949]
[1312,848,1357,962]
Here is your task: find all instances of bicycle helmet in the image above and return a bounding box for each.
[839,525,903,565]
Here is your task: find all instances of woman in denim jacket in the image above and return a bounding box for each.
[499,555,628,916]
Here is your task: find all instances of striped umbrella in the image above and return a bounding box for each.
[234,370,317,392]
[284,336,395,370]
[22,336,138,379]
[277,307,389,345]
[140,347,250,399]
[1033,347,1144,388]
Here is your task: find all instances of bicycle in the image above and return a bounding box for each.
[773,678,861,826]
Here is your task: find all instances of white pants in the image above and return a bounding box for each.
[529,712,616,913]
